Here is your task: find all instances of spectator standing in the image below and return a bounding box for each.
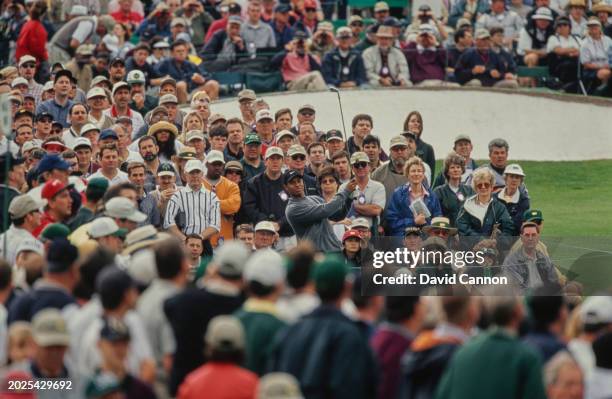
[403,111,436,178]
[433,153,475,227]
[164,242,248,395]
[522,287,567,362]
[241,1,277,52]
[270,255,377,399]
[436,296,547,399]
[35,70,74,128]
[235,250,287,375]
[177,315,259,399]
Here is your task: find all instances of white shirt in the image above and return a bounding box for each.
[0,136,19,157]
[0,226,40,265]
[547,34,582,53]
[88,168,129,186]
[580,35,612,67]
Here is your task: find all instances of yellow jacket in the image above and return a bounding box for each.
[202,176,241,247]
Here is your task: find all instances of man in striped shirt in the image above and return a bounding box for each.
[164,159,221,243]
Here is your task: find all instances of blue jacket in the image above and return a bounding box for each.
[321,47,367,87]
[455,48,507,86]
[494,187,530,236]
[154,58,209,91]
[135,17,171,41]
[35,98,74,128]
[269,21,295,51]
[386,184,443,237]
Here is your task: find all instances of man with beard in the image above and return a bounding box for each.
[108,58,128,86]
[138,135,162,183]
[202,150,241,247]
[145,121,182,163]
[371,136,412,210]
[103,82,145,134]
[240,134,265,181]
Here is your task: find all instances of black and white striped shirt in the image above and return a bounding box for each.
[163,185,221,235]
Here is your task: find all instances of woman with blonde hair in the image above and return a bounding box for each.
[386,156,442,237]
[457,167,514,240]
[433,152,475,227]
[403,110,436,177]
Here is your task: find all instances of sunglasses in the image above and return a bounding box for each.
[320,178,336,184]
[305,7,316,12]
[476,182,491,189]
[51,128,63,134]
[21,63,36,69]
[353,162,368,169]
[291,155,306,161]
[225,169,242,175]
[350,22,364,27]
[38,118,52,123]
[431,229,449,237]
[300,111,314,117]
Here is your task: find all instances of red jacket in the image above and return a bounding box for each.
[16,20,48,64]
[177,363,258,399]
[204,17,228,43]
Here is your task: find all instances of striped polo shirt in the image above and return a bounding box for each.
[163,185,221,235]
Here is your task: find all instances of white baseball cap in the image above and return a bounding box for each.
[256,109,273,122]
[503,163,525,177]
[89,217,128,239]
[71,137,92,150]
[243,249,285,286]
[126,70,146,84]
[580,296,612,325]
[255,221,277,233]
[185,159,204,173]
[81,123,100,136]
[205,150,225,164]
[105,197,147,223]
[11,77,28,88]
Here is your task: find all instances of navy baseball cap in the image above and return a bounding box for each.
[46,238,79,273]
[36,154,70,174]
[275,4,291,13]
[35,112,54,122]
[53,69,73,83]
[100,318,131,342]
[99,129,118,141]
[283,169,302,185]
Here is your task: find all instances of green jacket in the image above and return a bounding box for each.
[435,329,546,399]
[235,299,286,376]
[457,195,514,245]
[433,183,474,227]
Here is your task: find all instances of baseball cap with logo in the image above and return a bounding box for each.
[184,159,204,173]
[265,146,284,159]
[350,151,369,165]
[255,221,277,233]
[245,134,262,145]
[326,129,343,142]
[41,179,73,200]
[205,315,246,351]
[244,249,285,286]
[256,109,273,122]
[206,150,225,164]
[389,135,408,149]
[8,194,43,218]
[503,164,525,177]
[157,163,176,177]
[32,308,70,347]
[283,169,302,185]
[287,144,307,157]
[11,77,29,88]
[374,1,389,12]
[89,217,128,239]
[126,70,146,84]
[105,197,147,222]
[523,209,543,222]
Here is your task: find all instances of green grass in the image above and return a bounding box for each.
[434,159,612,237]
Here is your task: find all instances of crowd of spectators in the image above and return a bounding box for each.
[0,0,611,398]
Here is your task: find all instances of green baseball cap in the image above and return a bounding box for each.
[312,255,350,294]
[41,223,71,242]
[523,209,543,222]
[244,133,262,145]
[87,177,109,196]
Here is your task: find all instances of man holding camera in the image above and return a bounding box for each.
[271,30,327,91]
[363,26,411,87]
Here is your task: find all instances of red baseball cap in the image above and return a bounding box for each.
[41,179,72,200]
[342,229,364,243]
[304,0,316,8]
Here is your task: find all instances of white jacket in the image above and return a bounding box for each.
[362,45,411,86]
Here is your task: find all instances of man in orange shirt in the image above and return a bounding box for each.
[177,315,258,399]
[201,150,241,247]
